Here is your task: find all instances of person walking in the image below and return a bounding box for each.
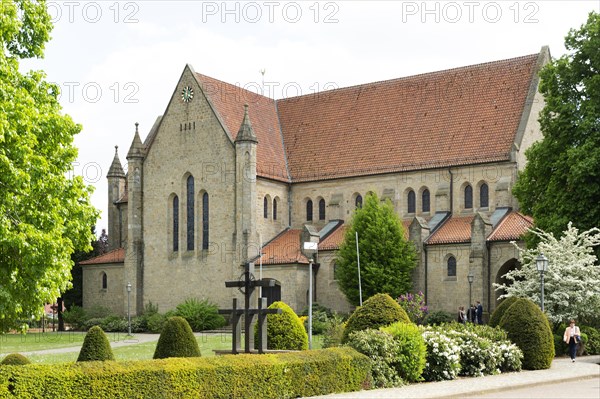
[476,301,483,324]
[563,319,581,362]
[468,304,476,323]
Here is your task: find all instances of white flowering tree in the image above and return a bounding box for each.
[495,223,600,324]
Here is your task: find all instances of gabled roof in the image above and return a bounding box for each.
[487,212,533,242]
[318,219,411,251]
[79,248,125,265]
[426,215,475,245]
[195,73,290,182]
[277,53,541,182]
[255,229,310,265]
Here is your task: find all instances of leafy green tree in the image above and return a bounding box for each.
[513,12,600,254]
[0,1,98,332]
[336,193,417,305]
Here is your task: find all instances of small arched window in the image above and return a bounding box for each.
[464,185,473,209]
[422,189,430,213]
[273,199,278,220]
[407,190,416,213]
[319,199,326,220]
[186,175,195,251]
[173,195,179,252]
[480,183,489,208]
[263,197,268,219]
[202,192,209,250]
[447,256,457,277]
[101,272,108,289]
[355,195,363,209]
[306,200,313,221]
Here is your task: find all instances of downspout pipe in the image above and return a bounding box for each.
[424,243,428,305]
[487,241,492,316]
[448,168,454,213]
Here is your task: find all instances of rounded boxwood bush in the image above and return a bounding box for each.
[380,321,426,382]
[77,326,115,362]
[422,310,454,326]
[581,325,600,355]
[498,298,554,370]
[488,296,519,327]
[342,293,410,343]
[1,353,31,366]
[153,316,201,359]
[256,301,308,350]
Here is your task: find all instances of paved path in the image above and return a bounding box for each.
[0,333,162,357]
[310,356,600,399]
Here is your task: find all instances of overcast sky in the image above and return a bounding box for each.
[21,0,599,234]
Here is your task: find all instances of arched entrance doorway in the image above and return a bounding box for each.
[494,258,520,309]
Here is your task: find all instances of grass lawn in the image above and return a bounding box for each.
[1,332,323,364]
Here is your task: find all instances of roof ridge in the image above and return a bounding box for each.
[278,52,540,103]
[195,72,274,103]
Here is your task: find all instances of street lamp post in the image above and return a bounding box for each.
[126,282,132,336]
[536,253,549,312]
[467,271,474,321]
[303,241,318,350]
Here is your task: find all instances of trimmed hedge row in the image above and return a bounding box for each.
[0,348,371,399]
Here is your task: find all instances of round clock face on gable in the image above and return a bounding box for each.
[181,86,194,103]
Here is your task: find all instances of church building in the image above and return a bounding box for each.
[81,47,549,320]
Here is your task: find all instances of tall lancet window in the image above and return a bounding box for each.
[319,199,326,220]
[202,192,209,250]
[480,183,489,208]
[187,175,195,251]
[306,200,313,221]
[465,185,473,209]
[407,190,416,213]
[173,195,179,251]
[422,189,430,213]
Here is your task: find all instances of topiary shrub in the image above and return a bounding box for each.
[1,353,31,366]
[380,322,426,382]
[322,315,346,348]
[256,301,308,350]
[488,296,519,328]
[342,293,410,343]
[422,310,454,326]
[77,326,115,362]
[498,298,554,370]
[153,316,201,359]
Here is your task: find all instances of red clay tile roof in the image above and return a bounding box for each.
[488,212,533,242]
[256,229,309,265]
[276,53,539,182]
[79,248,125,265]
[195,74,290,182]
[427,215,475,245]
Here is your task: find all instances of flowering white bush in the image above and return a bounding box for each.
[495,223,600,323]
[444,329,499,377]
[420,329,461,381]
[497,342,523,372]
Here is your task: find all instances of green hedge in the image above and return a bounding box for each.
[0,348,370,399]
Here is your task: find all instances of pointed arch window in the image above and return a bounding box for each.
[422,189,430,213]
[465,185,473,209]
[480,183,489,208]
[173,195,179,252]
[319,199,326,220]
[101,272,108,290]
[306,200,313,221]
[263,197,268,219]
[355,195,363,209]
[187,175,194,251]
[407,190,416,213]
[202,192,209,250]
[273,199,278,220]
[447,256,457,277]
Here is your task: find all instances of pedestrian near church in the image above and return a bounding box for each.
[476,301,483,324]
[467,305,476,323]
[457,306,466,324]
[563,319,581,362]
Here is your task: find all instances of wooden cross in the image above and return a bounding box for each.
[219,262,281,354]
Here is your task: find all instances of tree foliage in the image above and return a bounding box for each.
[336,193,417,305]
[513,12,600,253]
[495,223,600,324]
[0,1,98,332]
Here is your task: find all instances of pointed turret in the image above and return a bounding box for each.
[127,122,145,160]
[235,104,258,143]
[107,146,125,178]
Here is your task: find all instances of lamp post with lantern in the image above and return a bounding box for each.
[126,282,132,336]
[535,253,549,312]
